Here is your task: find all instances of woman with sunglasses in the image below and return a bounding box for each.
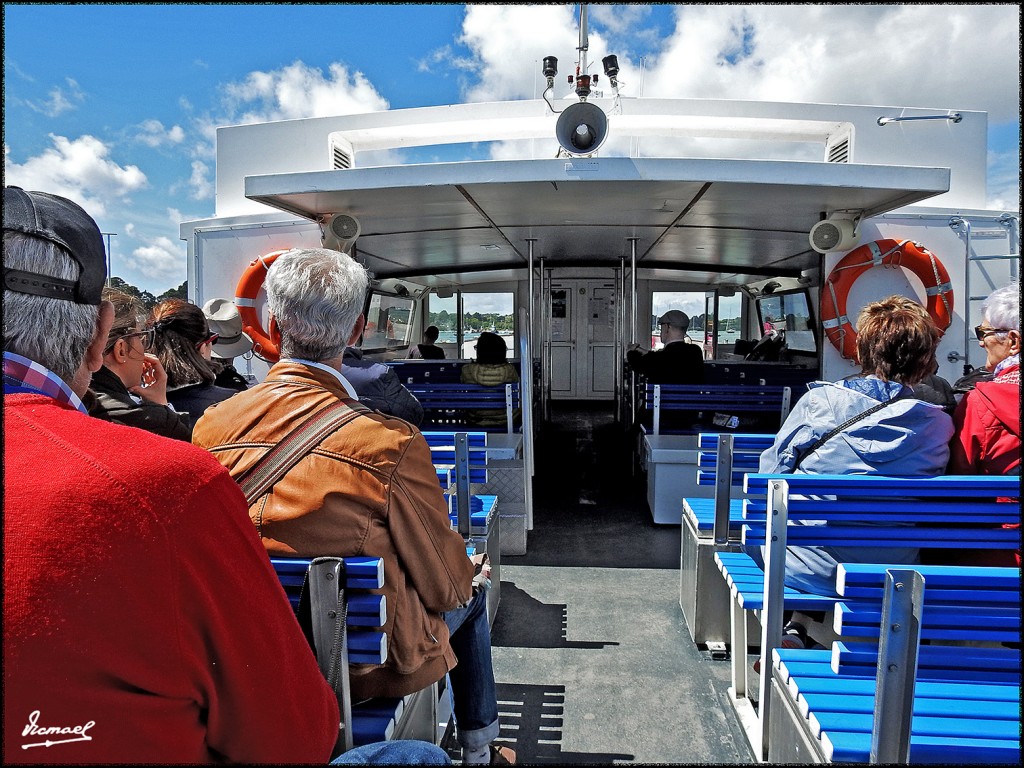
[934,283,1021,569]
[87,288,191,440]
[149,299,240,427]
[949,283,1020,477]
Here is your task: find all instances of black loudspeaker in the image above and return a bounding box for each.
[555,101,609,155]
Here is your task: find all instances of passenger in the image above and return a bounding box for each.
[914,366,958,414]
[3,187,343,763]
[343,345,425,425]
[460,331,521,428]
[149,298,240,426]
[625,309,705,384]
[86,286,192,440]
[202,297,255,391]
[409,324,446,359]
[943,283,1020,568]
[756,294,953,595]
[949,283,1020,476]
[192,248,515,766]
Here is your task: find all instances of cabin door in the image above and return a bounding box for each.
[546,279,617,400]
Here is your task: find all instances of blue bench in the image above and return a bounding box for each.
[642,383,793,436]
[407,382,521,433]
[271,556,443,752]
[423,428,529,559]
[768,563,1020,763]
[679,433,775,649]
[388,359,522,386]
[638,384,791,524]
[714,473,1021,760]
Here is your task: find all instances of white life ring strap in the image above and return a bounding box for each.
[235,296,257,308]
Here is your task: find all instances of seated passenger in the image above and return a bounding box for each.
[949,282,1020,476]
[149,298,240,426]
[626,310,704,384]
[87,287,192,441]
[460,331,521,428]
[755,295,954,597]
[3,186,340,763]
[409,324,446,359]
[943,282,1020,567]
[202,297,255,392]
[343,345,425,425]
[192,248,515,766]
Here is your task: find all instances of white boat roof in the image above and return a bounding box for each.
[244,156,948,285]
[200,97,990,285]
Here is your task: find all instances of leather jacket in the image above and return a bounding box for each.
[192,361,474,700]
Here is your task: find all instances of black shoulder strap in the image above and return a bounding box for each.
[238,400,367,504]
[793,394,902,470]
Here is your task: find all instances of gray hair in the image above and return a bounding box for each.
[3,232,100,382]
[981,283,1020,336]
[265,248,369,361]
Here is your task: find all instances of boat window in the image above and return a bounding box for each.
[755,289,817,353]
[650,291,706,349]
[707,292,742,358]
[462,292,515,359]
[426,293,458,358]
[363,292,415,353]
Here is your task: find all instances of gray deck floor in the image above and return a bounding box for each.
[487,403,754,764]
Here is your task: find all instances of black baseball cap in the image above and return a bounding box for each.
[3,186,106,305]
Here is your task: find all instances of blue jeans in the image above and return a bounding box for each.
[442,589,500,750]
[331,740,451,764]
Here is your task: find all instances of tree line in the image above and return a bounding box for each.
[428,310,514,333]
[107,277,187,309]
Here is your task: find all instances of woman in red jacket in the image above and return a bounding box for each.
[947,282,1020,566]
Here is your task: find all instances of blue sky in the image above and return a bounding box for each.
[4,3,1020,295]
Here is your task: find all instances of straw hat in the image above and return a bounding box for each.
[202,298,254,359]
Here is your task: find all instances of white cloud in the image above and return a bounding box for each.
[987,147,1022,211]
[3,134,147,217]
[25,78,85,117]
[640,5,1019,122]
[457,5,589,102]
[124,235,186,284]
[219,60,389,124]
[135,119,185,148]
[188,160,214,201]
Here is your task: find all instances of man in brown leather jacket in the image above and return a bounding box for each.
[192,248,513,765]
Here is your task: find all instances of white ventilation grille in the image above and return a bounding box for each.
[329,136,355,170]
[827,138,850,163]
[824,127,853,164]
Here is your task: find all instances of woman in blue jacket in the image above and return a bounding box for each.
[755,295,954,596]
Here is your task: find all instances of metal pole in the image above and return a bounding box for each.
[540,259,549,423]
[101,232,117,285]
[527,239,536,377]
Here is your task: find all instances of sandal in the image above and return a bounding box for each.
[489,744,517,764]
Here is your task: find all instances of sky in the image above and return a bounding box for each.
[4,3,1020,295]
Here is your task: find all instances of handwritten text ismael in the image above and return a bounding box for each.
[21,710,95,749]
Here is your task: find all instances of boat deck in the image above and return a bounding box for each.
[487,403,754,763]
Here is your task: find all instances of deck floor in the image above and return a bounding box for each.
[487,402,754,764]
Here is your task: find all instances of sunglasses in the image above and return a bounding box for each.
[106,326,155,353]
[974,325,1010,341]
[196,332,219,349]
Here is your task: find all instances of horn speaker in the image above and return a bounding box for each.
[555,102,609,155]
[322,213,361,253]
[809,218,858,254]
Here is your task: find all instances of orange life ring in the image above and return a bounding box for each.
[821,239,954,360]
[234,250,288,363]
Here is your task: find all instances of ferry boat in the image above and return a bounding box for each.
[180,7,1019,762]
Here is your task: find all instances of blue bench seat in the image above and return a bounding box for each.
[718,474,1020,761]
[766,563,1020,763]
[270,556,444,751]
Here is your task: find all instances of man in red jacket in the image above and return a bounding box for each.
[3,187,345,763]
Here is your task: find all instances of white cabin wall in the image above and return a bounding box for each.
[821,208,1019,384]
